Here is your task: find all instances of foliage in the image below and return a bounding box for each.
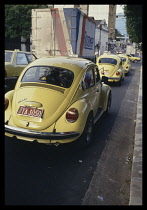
[5,5,48,40]
[123,5,142,43]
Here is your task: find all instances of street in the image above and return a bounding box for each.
[5,61,141,205]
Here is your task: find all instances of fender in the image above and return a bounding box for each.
[100,83,111,111]
[5,90,14,122]
[55,98,93,136]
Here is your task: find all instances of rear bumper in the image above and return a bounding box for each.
[5,125,80,140]
[107,77,120,80]
[107,77,121,82]
[125,69,129,73]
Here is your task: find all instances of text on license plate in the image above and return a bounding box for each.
[104,71,109,75]
[17,106,44,118]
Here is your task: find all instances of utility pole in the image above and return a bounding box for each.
[99,24,102,55]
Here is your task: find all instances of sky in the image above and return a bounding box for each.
[115,5,127,36]
[116,5,124,14]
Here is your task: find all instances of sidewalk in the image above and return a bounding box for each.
[129,65,142,205]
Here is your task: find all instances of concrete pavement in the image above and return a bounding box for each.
[129,65,142,205]
[82,63,142,205]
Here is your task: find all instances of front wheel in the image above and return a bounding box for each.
[79,113,93,147]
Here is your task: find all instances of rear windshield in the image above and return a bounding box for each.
[120,57,126,62]
[21,66,74,88]
[5,51,13,62]
[99,58,117,65]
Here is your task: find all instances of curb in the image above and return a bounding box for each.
[129,65,142,205]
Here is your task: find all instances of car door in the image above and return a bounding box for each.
[94,65,101,111]
[83,65,101,117]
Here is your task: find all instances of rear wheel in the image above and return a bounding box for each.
[117,77,122,86]
[79,113,93,147]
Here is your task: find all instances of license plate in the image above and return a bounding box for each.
[104,71,109,75]
[17,106,44,118]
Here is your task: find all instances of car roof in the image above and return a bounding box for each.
[98,54,120,59]
[5,49,33,54]
[26,56,94,72]
[118,54,128,58]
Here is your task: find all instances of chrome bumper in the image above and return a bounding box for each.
[5,125,80,140]
[108,77,120,80]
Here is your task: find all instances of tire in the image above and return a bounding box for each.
[133,60,137,63]
[79,113,93,147]
[106,92,112,113]
[117,77,122,86]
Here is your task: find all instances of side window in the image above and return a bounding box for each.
[84,68,95,89]
[26,53,36,63]
[94,66,100,83]
[16,53,28,65]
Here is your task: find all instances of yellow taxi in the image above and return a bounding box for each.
[5,56,111,147]
[5,49,37,77]
[126,54,141,63]
[118,54,131,75]
[96,54,125,86]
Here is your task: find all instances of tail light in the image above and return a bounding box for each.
[116,71,120,75]
[66,108,79,123]
[5,98,9,110]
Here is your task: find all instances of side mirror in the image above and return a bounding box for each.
[101,76,108,84]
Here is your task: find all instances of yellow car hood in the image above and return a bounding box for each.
[12,86,69,130]
[99,64,117,76]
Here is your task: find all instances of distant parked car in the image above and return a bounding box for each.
[118,54,131,75]
[96,54,125,86]
[5,49,37,93]
[126,54,141,63]
[5,49,37,77]
[5,56,111,147]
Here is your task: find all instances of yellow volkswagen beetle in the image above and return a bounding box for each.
[126,54,141,63]
[118,54,131,75]
[96,54,125,86]
[5,56,111,146]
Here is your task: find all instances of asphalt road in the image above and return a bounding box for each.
[5,62,141,205]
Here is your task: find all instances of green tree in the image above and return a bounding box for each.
[5,5,48,40]
[123,5,142,43]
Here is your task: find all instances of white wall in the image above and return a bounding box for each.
[95,28,108,55]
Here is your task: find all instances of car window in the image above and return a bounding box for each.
[21,66,74,88]
[83,68,95,89]
[94,66,100,83]
[99,58,117,65]
[26,54,36,63]
[16,53,28,65]
[5,51,13,62]
[120,57,126,62]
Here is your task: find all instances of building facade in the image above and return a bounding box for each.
[95,20,109,55]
